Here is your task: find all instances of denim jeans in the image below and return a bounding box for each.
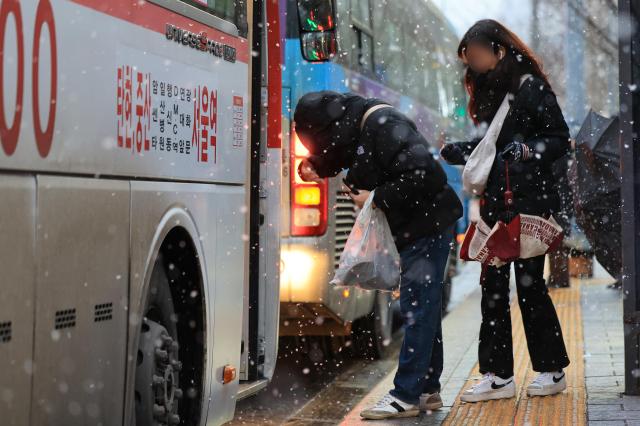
[389,227,453,405]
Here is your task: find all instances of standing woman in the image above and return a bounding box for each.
[440,19,571,402]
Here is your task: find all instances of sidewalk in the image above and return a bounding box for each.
[582,277,635,424]
[281,263,482,425]
[341,267,484,425]
[340,263,633,425]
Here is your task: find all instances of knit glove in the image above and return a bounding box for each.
[440,143,465,164]
[500,142,532,163]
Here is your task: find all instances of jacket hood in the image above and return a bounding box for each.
[294,91,378,172]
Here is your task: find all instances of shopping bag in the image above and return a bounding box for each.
[518,214,564,259]
[460,214,563,266]
[330,192,401,291]
[460,216,521,267]
[461,124,564,267]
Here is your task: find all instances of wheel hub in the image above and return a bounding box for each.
[135,318,183,426]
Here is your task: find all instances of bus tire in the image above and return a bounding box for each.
[358,291,393,360]
[442,240,458,315]
[442,266,452,316]
[134,256,183,426]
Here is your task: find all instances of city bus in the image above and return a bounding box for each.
[0,0,333,424]
[279,0,470,359]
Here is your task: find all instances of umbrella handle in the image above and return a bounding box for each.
[504,161,514,208]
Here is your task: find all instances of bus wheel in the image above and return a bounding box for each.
[135,259,183,426]
[358,291,393,360]
[442,272,452,316]
[442,243,458,315]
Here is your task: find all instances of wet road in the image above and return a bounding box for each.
[229,263,481,425]
[230,335,402,425]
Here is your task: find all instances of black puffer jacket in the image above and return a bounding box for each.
[445,76,571,226]
[294,91,463,249]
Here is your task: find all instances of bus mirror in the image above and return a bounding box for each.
[297,0,335,32]
[300,32,337,62]
[297,0,337,62]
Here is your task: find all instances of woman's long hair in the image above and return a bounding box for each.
[458,19,550,124]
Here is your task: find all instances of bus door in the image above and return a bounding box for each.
[240,0,338,390]
[239,0,282,390]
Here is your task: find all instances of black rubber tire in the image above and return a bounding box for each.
[357,291,394,360]
[147,258,178,338]
[442,262,453,316]
[134,257,181,426]
[442,238,458,316]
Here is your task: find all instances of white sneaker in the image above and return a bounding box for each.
[360,393,420,420]
[527,370,567,396]
[419,392,443,411]
[460,373,516,403]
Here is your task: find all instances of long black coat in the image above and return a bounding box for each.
[294,91,463,249]
[448,76,571,225]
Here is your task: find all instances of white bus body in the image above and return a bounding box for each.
[0,0,282,424]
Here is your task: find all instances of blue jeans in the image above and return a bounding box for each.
[389,228,452,405]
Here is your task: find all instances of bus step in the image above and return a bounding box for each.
[237,379,269,401]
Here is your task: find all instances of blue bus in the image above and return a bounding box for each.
[278,0,470,359]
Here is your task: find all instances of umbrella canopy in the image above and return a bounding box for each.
[575,192,621,281]
[573,110,621,210]
[575,110,617,153]
[570,110,622,281]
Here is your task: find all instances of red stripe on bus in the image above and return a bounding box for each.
[69,0,249,63]
[266,0,282,148]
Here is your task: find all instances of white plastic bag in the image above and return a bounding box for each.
[330,192,401,291]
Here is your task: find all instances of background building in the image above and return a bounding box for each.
[532,0,619,130]
[432,0,619,131]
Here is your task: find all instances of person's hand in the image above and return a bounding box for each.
[348,189,372,209]
[500,142,531,162]
[298,158,323,184]
[440,143,464,164]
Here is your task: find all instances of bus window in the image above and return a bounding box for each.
[358,33,374,71]
[210,0,236,18]
[350,0,374,73]
[373,9,404,91]
[434,47,465,121]
[351,0,371,27]
[428,45,445,111]
[404,29,431,106]
[180,0,248,36]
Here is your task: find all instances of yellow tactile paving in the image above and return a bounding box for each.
[443,280,586,425]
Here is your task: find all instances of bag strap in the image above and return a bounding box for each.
[520,74,532,87]
[360,104,393,131]
[353,104,393,187]
[504,161,514,208]
[502,75,531,209]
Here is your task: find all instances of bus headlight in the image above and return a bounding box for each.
[281,249,314,290]
[293,208,321,227]
[279,247,329,302]
[294,187,321,205]
[290,130,328,236]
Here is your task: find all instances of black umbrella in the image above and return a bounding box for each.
[573,110,620,210]
[570,110,621,282]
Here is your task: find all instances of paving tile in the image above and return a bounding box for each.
[585,369,617,378]
[583,281,628,424]
[622,395,640,410]
[587,405,640,421]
